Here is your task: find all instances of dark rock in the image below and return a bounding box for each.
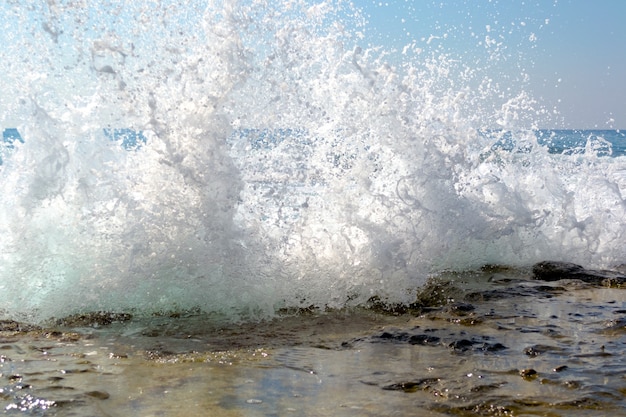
[519,368,538,379]
[414,278,460,308]
[434,402,514,416]
[470,383,505,393]
[480,342,507,352]
[0,320,41,332]
[382,378,440,393]
[448,339,475,351]
[554,397,604,409]
[408,334,440,346]
[523,344,565,356]
[532,261,626,285]
[443,302,475,316]
[85,390,110,400]
[465,284,564,302]
[448,338,507,353]
[374,331,410,342]
[371,330,505,354]
[454,317,485,326]
[365,297,422,315]
[56,312,133,327]
[532,261,586,281]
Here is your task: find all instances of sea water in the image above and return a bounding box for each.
[1,0,626,323]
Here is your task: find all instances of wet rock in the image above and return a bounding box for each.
[443,302,475,316]
[371,329,506,354]
[470,383,505,393]
[369,278,463,315]
[434,401,514,416]
[85,390,110,400]
[574,349,613,358]
[532,261,586,281]
[372,329,441,345]
[465,284,564,302]
[562,380,582,389]
[0,321,41,333]
[553,397,605,410]
[56,312,133,327]
[448,339,475,351]
[144,348,177,361]
[413,278,461,308]
[365,297,422,315]
[523,344,565,357]
[408,334,441,346]
[532,261,626,285]
[374,331,410,342]
[603,316,626,332]
[519,368,538,379]
[449,316,485,326]
[480,342,507,352]
[382,378,440,393]
[448,338,507,353]
[276,305,318,316]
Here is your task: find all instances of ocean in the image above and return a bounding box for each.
[1,1,626,415]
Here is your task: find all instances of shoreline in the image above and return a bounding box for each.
[1,262,625,416]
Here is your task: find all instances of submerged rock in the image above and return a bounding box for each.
[370,328,506,354]
[519,368,538,379]
[408,334,441,346]
[465,284,564,302]
[382,378,440,393]
[85,390,110,400]
[523,344,566,357]
[532,261,626,286]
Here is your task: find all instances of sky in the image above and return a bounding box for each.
[1,0,623,130]
[359,0,626,129]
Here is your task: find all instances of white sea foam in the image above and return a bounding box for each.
[0,1,625,322]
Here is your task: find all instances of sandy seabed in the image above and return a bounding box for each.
[1,265,626,417]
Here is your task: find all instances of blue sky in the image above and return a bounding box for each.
[359,0,626,129]
[1,1,623,129]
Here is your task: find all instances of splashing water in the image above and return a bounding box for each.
[0,1,625,322]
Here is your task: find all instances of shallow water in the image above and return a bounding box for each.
[1,267,625,416]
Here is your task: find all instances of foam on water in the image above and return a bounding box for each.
[1,1,625,322]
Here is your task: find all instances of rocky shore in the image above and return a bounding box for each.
[0,261,625,416]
